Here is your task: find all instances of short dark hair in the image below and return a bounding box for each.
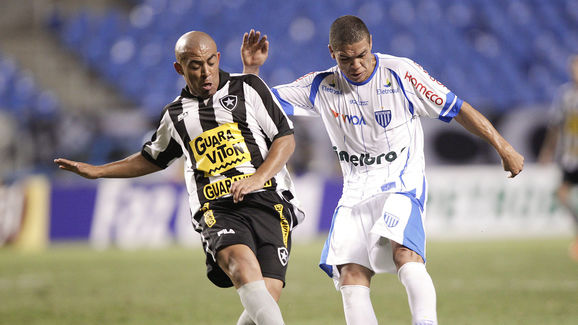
[329,15,370,49]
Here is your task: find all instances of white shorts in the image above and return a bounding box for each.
[319,192,427,286]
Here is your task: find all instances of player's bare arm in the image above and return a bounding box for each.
[241,29,268,75]
[230,134,295,203]
[54,152,162,179]
[454,101,524,177]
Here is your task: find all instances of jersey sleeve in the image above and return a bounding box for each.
[271,72,323,117]
[395,58,463,123]
[243,74,295,141]
[141,107,183,169]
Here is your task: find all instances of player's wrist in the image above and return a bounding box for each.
[243,66,260,75]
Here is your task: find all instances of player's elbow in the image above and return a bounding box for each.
[275,134,296,155]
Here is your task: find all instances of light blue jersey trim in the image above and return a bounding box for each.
[309,72,333,106]
[272,87,295,115]
[319,205,342,277]
[439,92,463,123]
[397,192,426,262]
[389,69,415,115]
[342,54,380,86]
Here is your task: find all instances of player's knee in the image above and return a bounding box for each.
[338,264,373,286]
[217,244,261,286]
[393,246,423,270]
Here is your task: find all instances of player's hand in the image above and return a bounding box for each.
[241,29,269,74]
[230,175,267,203]
[54,158,100,179]
[500,147,524,178]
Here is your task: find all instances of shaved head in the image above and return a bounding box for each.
[173,30,221,99]
[175,31,217,64]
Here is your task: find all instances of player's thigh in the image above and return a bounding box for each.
[325,206,371,267]
[216,244,263,286]
[195,200,259,288]
[247,191,297,286]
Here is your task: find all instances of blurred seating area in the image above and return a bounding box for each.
[50,0,578,115]
[1,0,577,181]
[0,52,62,179]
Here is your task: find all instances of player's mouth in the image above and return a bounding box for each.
[349,71,364,81]
[202,82,213,91]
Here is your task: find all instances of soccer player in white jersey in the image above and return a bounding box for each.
[55,31,303,325]
[242,15,524,325]
[539,54,578,261]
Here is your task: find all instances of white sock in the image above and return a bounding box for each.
[398,262,438,325]
[237,280,284,325]
[340,285,378,325]
[236,310,255,325]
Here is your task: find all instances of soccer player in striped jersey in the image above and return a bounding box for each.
[242,16,524,325]
[55,31,304,325]
[540,55,578,261]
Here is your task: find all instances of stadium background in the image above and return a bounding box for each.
[1,0,576,246]
[0,1,577,324]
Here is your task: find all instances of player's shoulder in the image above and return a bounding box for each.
[162,96,184,113]
[375,52,417,71]
[289,67,338,85]
[230,72,267,86]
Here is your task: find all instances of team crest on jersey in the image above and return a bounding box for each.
[375,110,392,128]
[383,212,399,228]
[219,95,238,111]
[277,247,289,266]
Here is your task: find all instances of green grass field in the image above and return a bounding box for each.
[1,238,577,324]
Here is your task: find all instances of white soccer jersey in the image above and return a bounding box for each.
[273,53,463,207]
[273,53,463,279]
[142,70,303,231]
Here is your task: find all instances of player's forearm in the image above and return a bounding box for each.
[252,134,295,184]
[96,153,162,178]
[454,102,512,157]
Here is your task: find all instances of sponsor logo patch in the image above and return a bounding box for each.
[275,204,290,247]
[217,229,235,236]
[203,173,273,200]
[191,123,250,176]
[330,108,366,126]
[177,111,189,122]
[204,210,216,228]
[403,71,444,106]
[333,146,400,166]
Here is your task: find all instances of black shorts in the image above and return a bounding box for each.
[563,169,578,184]
[193,190,297,288]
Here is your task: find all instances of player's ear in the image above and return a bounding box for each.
[173,62,184,75]
[328,44,336,60]
[369,35,373,51]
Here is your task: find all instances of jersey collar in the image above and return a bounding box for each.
[180,69,230,99]
[342,53,379,86]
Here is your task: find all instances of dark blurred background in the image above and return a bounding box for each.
[1,0,576,182]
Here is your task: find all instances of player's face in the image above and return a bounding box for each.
[175,45,221,99]
[330,37,375,83]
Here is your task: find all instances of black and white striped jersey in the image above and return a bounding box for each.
[141,70,303,228]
